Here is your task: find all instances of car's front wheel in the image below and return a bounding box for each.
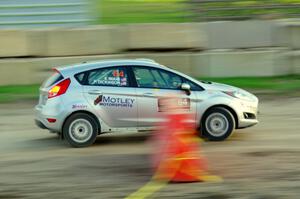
[63,113,98,147]
[201,107,235,141]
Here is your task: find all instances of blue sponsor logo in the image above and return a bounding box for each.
[96,95,135,108]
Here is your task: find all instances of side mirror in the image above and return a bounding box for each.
[181,83,191,95]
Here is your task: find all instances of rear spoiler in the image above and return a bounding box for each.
[52,67,60,74]
[52,67,66,78]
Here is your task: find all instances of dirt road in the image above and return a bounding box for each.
[0,97,299,199]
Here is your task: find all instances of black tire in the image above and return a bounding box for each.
[201,107,235,141]
[63,113,99,147]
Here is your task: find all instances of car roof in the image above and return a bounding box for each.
[54,58,205,89]
[56,59,168,77]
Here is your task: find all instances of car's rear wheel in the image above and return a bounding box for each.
[201,107,235,141]
[63,113,98,147]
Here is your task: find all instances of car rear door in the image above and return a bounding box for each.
[81,66,138,128]
[132,66,198,127]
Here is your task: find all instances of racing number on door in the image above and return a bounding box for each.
[158,98,190,112]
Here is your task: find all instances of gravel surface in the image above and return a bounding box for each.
[0,97,299,199]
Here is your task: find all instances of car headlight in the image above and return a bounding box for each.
[223,90,253,101]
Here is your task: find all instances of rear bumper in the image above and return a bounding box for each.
[34,103,65,132]
[35,119,48,130]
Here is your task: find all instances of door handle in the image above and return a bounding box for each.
[143,92,155,97]
[88,90,102,95]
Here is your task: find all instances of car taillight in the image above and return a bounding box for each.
[48,78,71,99]
[47,118,56,123]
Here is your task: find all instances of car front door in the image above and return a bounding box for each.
[132,66,199,127]
[82,66,137,128]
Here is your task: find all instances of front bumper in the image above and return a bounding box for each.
[237,118,258,129]
[234,98,259,129]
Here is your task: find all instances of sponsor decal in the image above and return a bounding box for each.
[72,104,88,109]
[94,95,103,105]
[94,95,135,108]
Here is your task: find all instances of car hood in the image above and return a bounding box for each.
[199,80,258,102]
[199,80,239,92]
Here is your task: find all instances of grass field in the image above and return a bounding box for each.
[201,75,300,91]
[0,84,39,103]
[95,0,190,24]
[1,76,300,103]
[94,0,300,24]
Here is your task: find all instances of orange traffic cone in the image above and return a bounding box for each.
[126,97,221,199]
[153,112,221,183]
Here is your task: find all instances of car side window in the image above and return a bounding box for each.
[133,67,182,89]
[133,68,157,88]
[159,70,182,89]
[86,67,129,87]
[183,79,204,91]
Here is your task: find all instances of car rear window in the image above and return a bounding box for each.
[74,72,85,85]
[42,72,64,88]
